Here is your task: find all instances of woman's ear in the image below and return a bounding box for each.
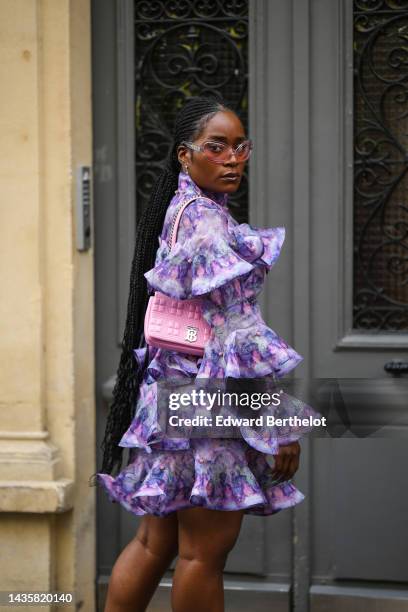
[177,144,190,168]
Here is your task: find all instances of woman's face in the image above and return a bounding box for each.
[177,110,248,194]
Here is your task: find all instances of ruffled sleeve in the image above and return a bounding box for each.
[144,198,286,299]
[144,199,255,299]
[227,222,286,270]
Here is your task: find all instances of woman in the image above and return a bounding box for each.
[91,95,317,612]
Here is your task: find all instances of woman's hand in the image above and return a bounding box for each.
[271,441,301,481]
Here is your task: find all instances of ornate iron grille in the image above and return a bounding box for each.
[134,0,249,224]
[353,0,408,331]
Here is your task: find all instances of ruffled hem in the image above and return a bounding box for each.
[133,346,199,384]
[239,387,319,452]
[198,324,304,380]
[119,378,319,461]
[135,319,303,383]
[96,439,306,517]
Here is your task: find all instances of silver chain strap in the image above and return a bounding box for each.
[167,197,197,250]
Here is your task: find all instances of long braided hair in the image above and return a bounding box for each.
[89,95,233,486]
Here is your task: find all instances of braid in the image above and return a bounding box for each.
[89,95,233,485]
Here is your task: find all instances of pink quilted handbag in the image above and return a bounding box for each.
[144,195,213,356]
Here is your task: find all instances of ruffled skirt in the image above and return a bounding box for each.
[96,345,319,517]
[96,438,306,517]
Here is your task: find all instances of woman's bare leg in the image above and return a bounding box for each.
[171,507,245,612]
[104,512,179,612]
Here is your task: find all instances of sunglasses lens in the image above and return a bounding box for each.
[236,141,252,161]
[202,141,253,163]
[202,142,229,162]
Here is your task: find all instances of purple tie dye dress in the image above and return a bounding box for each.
[96,170,318,516]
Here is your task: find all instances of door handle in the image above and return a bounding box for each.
[384,360,408,377]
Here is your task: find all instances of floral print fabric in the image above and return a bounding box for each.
[97,170,318,516]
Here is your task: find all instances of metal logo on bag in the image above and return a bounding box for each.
[185,326,198,343]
